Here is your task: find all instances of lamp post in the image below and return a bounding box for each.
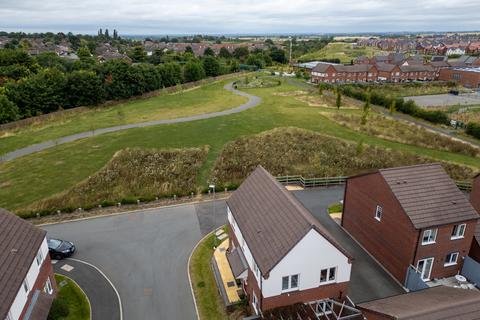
[209,184,216,245]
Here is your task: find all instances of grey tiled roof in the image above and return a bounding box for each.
[227,166,351,276]
[358,286,480,320]
[0,209,47,319]
[226,247,248,278]
[379,164,479,229]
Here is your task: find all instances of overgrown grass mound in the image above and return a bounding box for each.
[211,127,477,186]
[24,147,208,214]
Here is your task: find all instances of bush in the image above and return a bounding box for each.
[466,122,480,139]
[48,298,70,320]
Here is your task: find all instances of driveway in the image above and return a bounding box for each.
[1,83,261,161]
[292,187,406,303]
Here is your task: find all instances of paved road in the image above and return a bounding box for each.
[292,187,406,303]
[54,258,121,320]
[1,83,262,161]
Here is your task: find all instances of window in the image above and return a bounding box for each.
[23,280,29,293]
[451,224,466,239]
[375,205,382,221]
[422,229,437,245]
[36,249,43,266]
[44,277,53,294]
[314,301,333,316]
[320,267,337,284]
[445,252,459,266]
[252,260,260,279]
[281,274,299,291]
[252,292,259,315]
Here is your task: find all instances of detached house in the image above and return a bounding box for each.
[470,174,480,262]
[341,163,479,284]
[226,166,352,315]
[0,208,56,320]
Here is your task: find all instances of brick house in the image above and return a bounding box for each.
[470,174,480,262]
[357,285,480,320]
[438,67,480,89]
[341,163,479,285]
[1,208,57,320]
[226,166,352,315]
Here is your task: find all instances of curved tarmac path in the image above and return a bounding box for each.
[1,82,261,161]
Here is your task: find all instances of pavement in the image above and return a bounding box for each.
[1,82,262,161]
[42,188,405,320]
[54,258,120,320]
[292,186,406,303]
[405,92,480,108]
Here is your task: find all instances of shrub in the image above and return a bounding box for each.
[466,122,480,139]
[48,298,70,320]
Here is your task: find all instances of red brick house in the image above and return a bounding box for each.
[0,208,57,320]
[341,163,479,285]
[357,285,480,320]
[470,174,480,262]
[439,67,480,89]
[226,166,352,315]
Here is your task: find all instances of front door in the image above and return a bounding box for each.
[417,257,434,281]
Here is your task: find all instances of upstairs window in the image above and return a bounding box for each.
[422,229,438,245]
[320,267,337,284]
[23,280,29,293]
[445,252,459,266]
[375,205,383,221]
[282,274,299,291]
[451,224,466,240]
[36,249,43,266]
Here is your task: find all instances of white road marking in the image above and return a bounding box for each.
[60,264,74,272]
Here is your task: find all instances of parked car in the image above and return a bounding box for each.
[47,238,76,260]
[449,89,459,95]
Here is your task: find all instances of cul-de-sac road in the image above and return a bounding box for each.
[42,187,404,320]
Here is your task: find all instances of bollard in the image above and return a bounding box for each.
[36,212,40,218]
[137,199,140,204]
[208,190,211,195]
[173,195,177,201]
[56,210,61,215]
[117,202,121,207]
[225,187,228,193]
[191,192,194,198]
[98,204,102,208]
[155,196,159,201]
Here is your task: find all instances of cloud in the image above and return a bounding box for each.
[1,0,479,34]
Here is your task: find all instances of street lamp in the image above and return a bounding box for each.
[209,184,216,242]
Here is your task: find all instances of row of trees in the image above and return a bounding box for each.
[0,48,243,123]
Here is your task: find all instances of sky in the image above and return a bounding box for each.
[1,0,480,35]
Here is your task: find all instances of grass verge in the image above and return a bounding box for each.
[189,232,229,320]
[328,203,343,214]
[48,274,90,320]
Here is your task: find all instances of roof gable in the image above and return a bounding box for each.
[226,166,350,275]
[379,164,479,229]
[0,209,47,319]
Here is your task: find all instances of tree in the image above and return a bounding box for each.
[0,94,20,124]
[336,89,341,109]
[185,46,194,54]
[66,70,105,107]
[269,47,287,64]
[389,99,396,114]
[219,47,232,59]
[183,61,205,82]
[105,29,110,39]
[129,46,147,62]
[148,49,164,65]
[229,60,239,73]
[233,46,249,60]
[203,47,215,56]
[158,62,183,86]
[202,56,221,77]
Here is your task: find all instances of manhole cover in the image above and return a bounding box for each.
[227,281,235,288]
[59,280,68,287]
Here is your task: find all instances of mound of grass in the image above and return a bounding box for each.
[298,42,386,64]
[326,112,480,157]
[23,147,208,214]
[211,127,477,186]
[234,76,281,89]
[49,274,90,320]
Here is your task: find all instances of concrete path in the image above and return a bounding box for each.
[54,258,122,320]
[1,82,262,161]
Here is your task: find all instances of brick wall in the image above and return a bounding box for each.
[342,173,418,284]
[438,68,480,88]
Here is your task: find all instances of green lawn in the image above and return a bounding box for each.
[298,42,387,63]
[328,203,343,214]
[0,78,246,156]
[1,79,479,211]
[189,233,229,320]
[49,274,90,320]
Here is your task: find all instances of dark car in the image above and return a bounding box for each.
[47,238,76,260]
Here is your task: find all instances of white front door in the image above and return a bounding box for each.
[417,257,434,281]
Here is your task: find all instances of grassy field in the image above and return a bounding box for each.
[298,42,387,63]
[189,233,230,320]
[0,78,246,156]
[49,274,90,320]
[210,127,477,187]
[1,79,479,211]
[23,147,207,215]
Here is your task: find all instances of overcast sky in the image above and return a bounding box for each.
[1,0,480,35]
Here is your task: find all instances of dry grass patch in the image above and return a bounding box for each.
[450,107,480,124]
[211,127,477,187]
[23,147,208,214]
[324,112,480,157]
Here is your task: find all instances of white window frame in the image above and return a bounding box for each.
[320,267,337,285]
[281,274,300,292]
[252,291,259,315]
[421,229,438,245]
[36,249,44,266]
[451,224,466,240]
[417,257,434,281]
[445,252,459,267]
[374,205,382,221]
[23,279,29,293]
[44,277,54,294]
